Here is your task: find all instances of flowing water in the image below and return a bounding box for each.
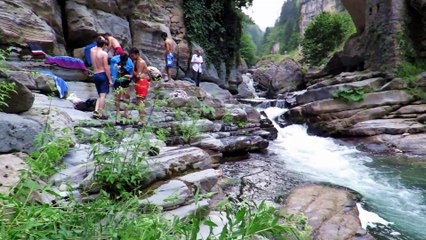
[264,107,426,240]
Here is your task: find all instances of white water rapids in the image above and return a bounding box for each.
[264,107,426,240]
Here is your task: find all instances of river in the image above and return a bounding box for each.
[264,107,426,240]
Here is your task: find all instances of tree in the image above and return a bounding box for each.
[240,32,257,66]
[301,12,355,65]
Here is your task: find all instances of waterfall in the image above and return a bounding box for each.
[264,107,426,240]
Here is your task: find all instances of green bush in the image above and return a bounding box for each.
[333,87,365,102]
[396,61,426,83]
[301,12,355,65]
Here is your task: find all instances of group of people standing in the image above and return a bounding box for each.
[89,32,204,124]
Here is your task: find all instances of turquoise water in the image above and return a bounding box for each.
[265,107,426,240]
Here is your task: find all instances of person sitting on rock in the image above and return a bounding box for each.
[110,51,134,122]
[103,33,123,56]
[90,38,112,120]
[130,47,150,125]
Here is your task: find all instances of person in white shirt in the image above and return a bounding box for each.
[191,49,203,87]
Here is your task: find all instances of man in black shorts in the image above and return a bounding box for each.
[110,51,133,121]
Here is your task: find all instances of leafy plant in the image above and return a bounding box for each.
[333,87,365,102]
[0,81,16,108]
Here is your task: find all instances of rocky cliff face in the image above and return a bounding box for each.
[0,0,190,73]
[299,0,344,34]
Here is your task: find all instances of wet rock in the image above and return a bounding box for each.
[0,79,34,114]
[179,169,218,194]
[0,112,42,153]
[0,154,29,194]
[281,184,373,240]
[376,134,426,155]
[139,180,190,210]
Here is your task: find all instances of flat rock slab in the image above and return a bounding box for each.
[347,119,426,136]
[62,144,92,166]
[0,154,28,194]
[49,162,95,189]
[297,77,387,105]
[378,134,426,155]
[281,184,373,240]
[140,180,190,210]
[164,199,210,220]
[145,147,212,187]
[392,104,426,115]
[179,169,218,193]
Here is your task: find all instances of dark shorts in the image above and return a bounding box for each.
[93,72,109,94]
[114,80,130,90]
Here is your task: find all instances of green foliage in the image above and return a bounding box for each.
[222,112,247,128]
[396,61,426,83]
[332,87,365,102]
[27,129,74,178]
[183,0,252,80]
[301,12,356,65]
[240,32,258,66]
[261,0,301,55]
[0,81,16,109]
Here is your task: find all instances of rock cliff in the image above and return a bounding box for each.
[299,0,344,34]
[0,0,190,75]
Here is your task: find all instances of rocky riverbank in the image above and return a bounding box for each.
[282,70,426,156]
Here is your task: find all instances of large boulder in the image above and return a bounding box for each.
[0,112,42,153]
[66,0,132,48]
[200,82,238,104]
[0,79,34,114]
[253,58,304,96]
[281,184,373,240]
[131,19,173,69]
[0,0,65,55]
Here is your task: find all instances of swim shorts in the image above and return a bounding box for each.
[135,78,149,98]
[165,53,174,67]
[113,47,124,56]
[93,72,110,94]
[114,80,130,90]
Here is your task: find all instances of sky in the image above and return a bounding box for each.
[243,0,284,31]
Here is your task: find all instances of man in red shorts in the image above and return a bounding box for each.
[104,33,123,56]
[129,47,150,124]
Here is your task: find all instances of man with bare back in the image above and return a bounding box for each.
[161,32,174,81]
[90,38,112,119]
[104,33,123,56]
[129,47,150,124]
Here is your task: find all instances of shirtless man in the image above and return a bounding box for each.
[90,38,112,119]
[103,33,123,56]
[161,32,174,81]
[129,47,149,124]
